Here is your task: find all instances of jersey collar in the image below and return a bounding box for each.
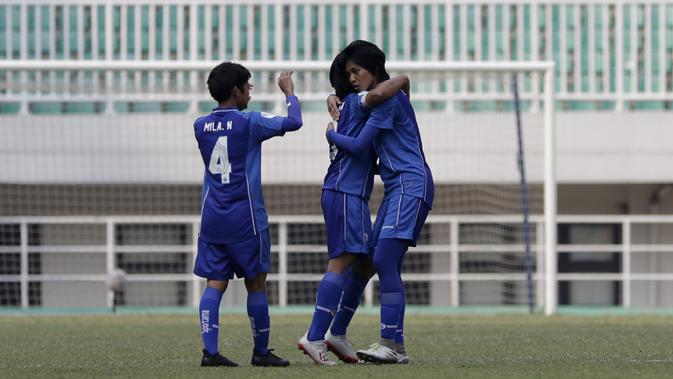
[212,106,238,113]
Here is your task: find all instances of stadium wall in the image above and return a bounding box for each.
[2,112,673,184]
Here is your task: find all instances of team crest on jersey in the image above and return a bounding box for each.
[260,112,278,119]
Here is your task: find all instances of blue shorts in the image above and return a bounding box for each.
[193,229,270,280]
[322,189,372,259]
[372,194,430,247]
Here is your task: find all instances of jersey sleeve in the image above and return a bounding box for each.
[355,91,372,118]
[248,111,287,142]
[326,125,381,155]
[365,97,396,130]
[248,95,303,142]
[357,91,370,109]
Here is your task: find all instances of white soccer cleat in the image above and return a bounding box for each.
[356,342,399,364]
[297,333,337,366]
[396,353,409,364]
[325,330,358,364]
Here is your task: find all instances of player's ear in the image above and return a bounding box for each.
[230,86,240,100]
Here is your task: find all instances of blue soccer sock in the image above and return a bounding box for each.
[330,271,369,336]
[380,291,404,341]
[373,238,408,341]
[307,271,345,341]
[247,291,270,355]
[395,258,406,345]
[199,287,223,356]
[395,301,406,344]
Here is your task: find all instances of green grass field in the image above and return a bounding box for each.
[2,313,673,378]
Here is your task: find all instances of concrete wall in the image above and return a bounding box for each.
[3,112,673,184]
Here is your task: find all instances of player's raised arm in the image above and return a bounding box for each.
[248,71,303,142]
[277,71,303,131]
[325,96,395,155]
[363,74,410,107]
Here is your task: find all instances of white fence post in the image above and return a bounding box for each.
[622,219,631,308]
[192,221,201,308]
[544,66,557,316]
[278,221,288,307]
[450,219,460,307]
[104,1,114,114]
[19,3,28,115]
[189,2,198,114]
[536,221,545,309]
[106,219,115,309]
[615,2,624,111]
[20,222,28,309]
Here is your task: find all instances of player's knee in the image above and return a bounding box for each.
[244,273,267,292]
[372,253,391,275]
[326,254,357,273]
[352,259,376,279]
[245,281,266,292]
[207,279,228,292]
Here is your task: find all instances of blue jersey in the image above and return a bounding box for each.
[366,92,434,207]
[323,92,376,200]
[194,102,298,244]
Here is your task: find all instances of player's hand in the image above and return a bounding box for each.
[326,122,335,139]
[277,71,295,97]
[327,94,341,121]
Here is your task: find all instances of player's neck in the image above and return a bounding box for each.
[217,100,238,110]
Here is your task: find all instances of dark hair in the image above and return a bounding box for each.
[329,40,390,98]
[207,62,251,103]
[329,51,353,99]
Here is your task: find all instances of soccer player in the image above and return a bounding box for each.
[193,62,302,367]
[297,41,410,366]
[326,48,434,364]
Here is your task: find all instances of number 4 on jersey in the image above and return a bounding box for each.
[209,136,232,184]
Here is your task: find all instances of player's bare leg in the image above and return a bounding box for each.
[244,273,266,292]
[326,253,359,273]
[207,279,227,292]
[245,273,290,367]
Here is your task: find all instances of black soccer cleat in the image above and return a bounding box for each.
[251,349,290,367]
[201,349,239,367]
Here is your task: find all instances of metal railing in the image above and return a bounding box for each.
[0,59,555,114]
[1,1,673,112]
[2,214,673,314]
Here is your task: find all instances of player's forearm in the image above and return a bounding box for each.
[326,126,380,155]
[364,75,410,107]
[281,95,303,131]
